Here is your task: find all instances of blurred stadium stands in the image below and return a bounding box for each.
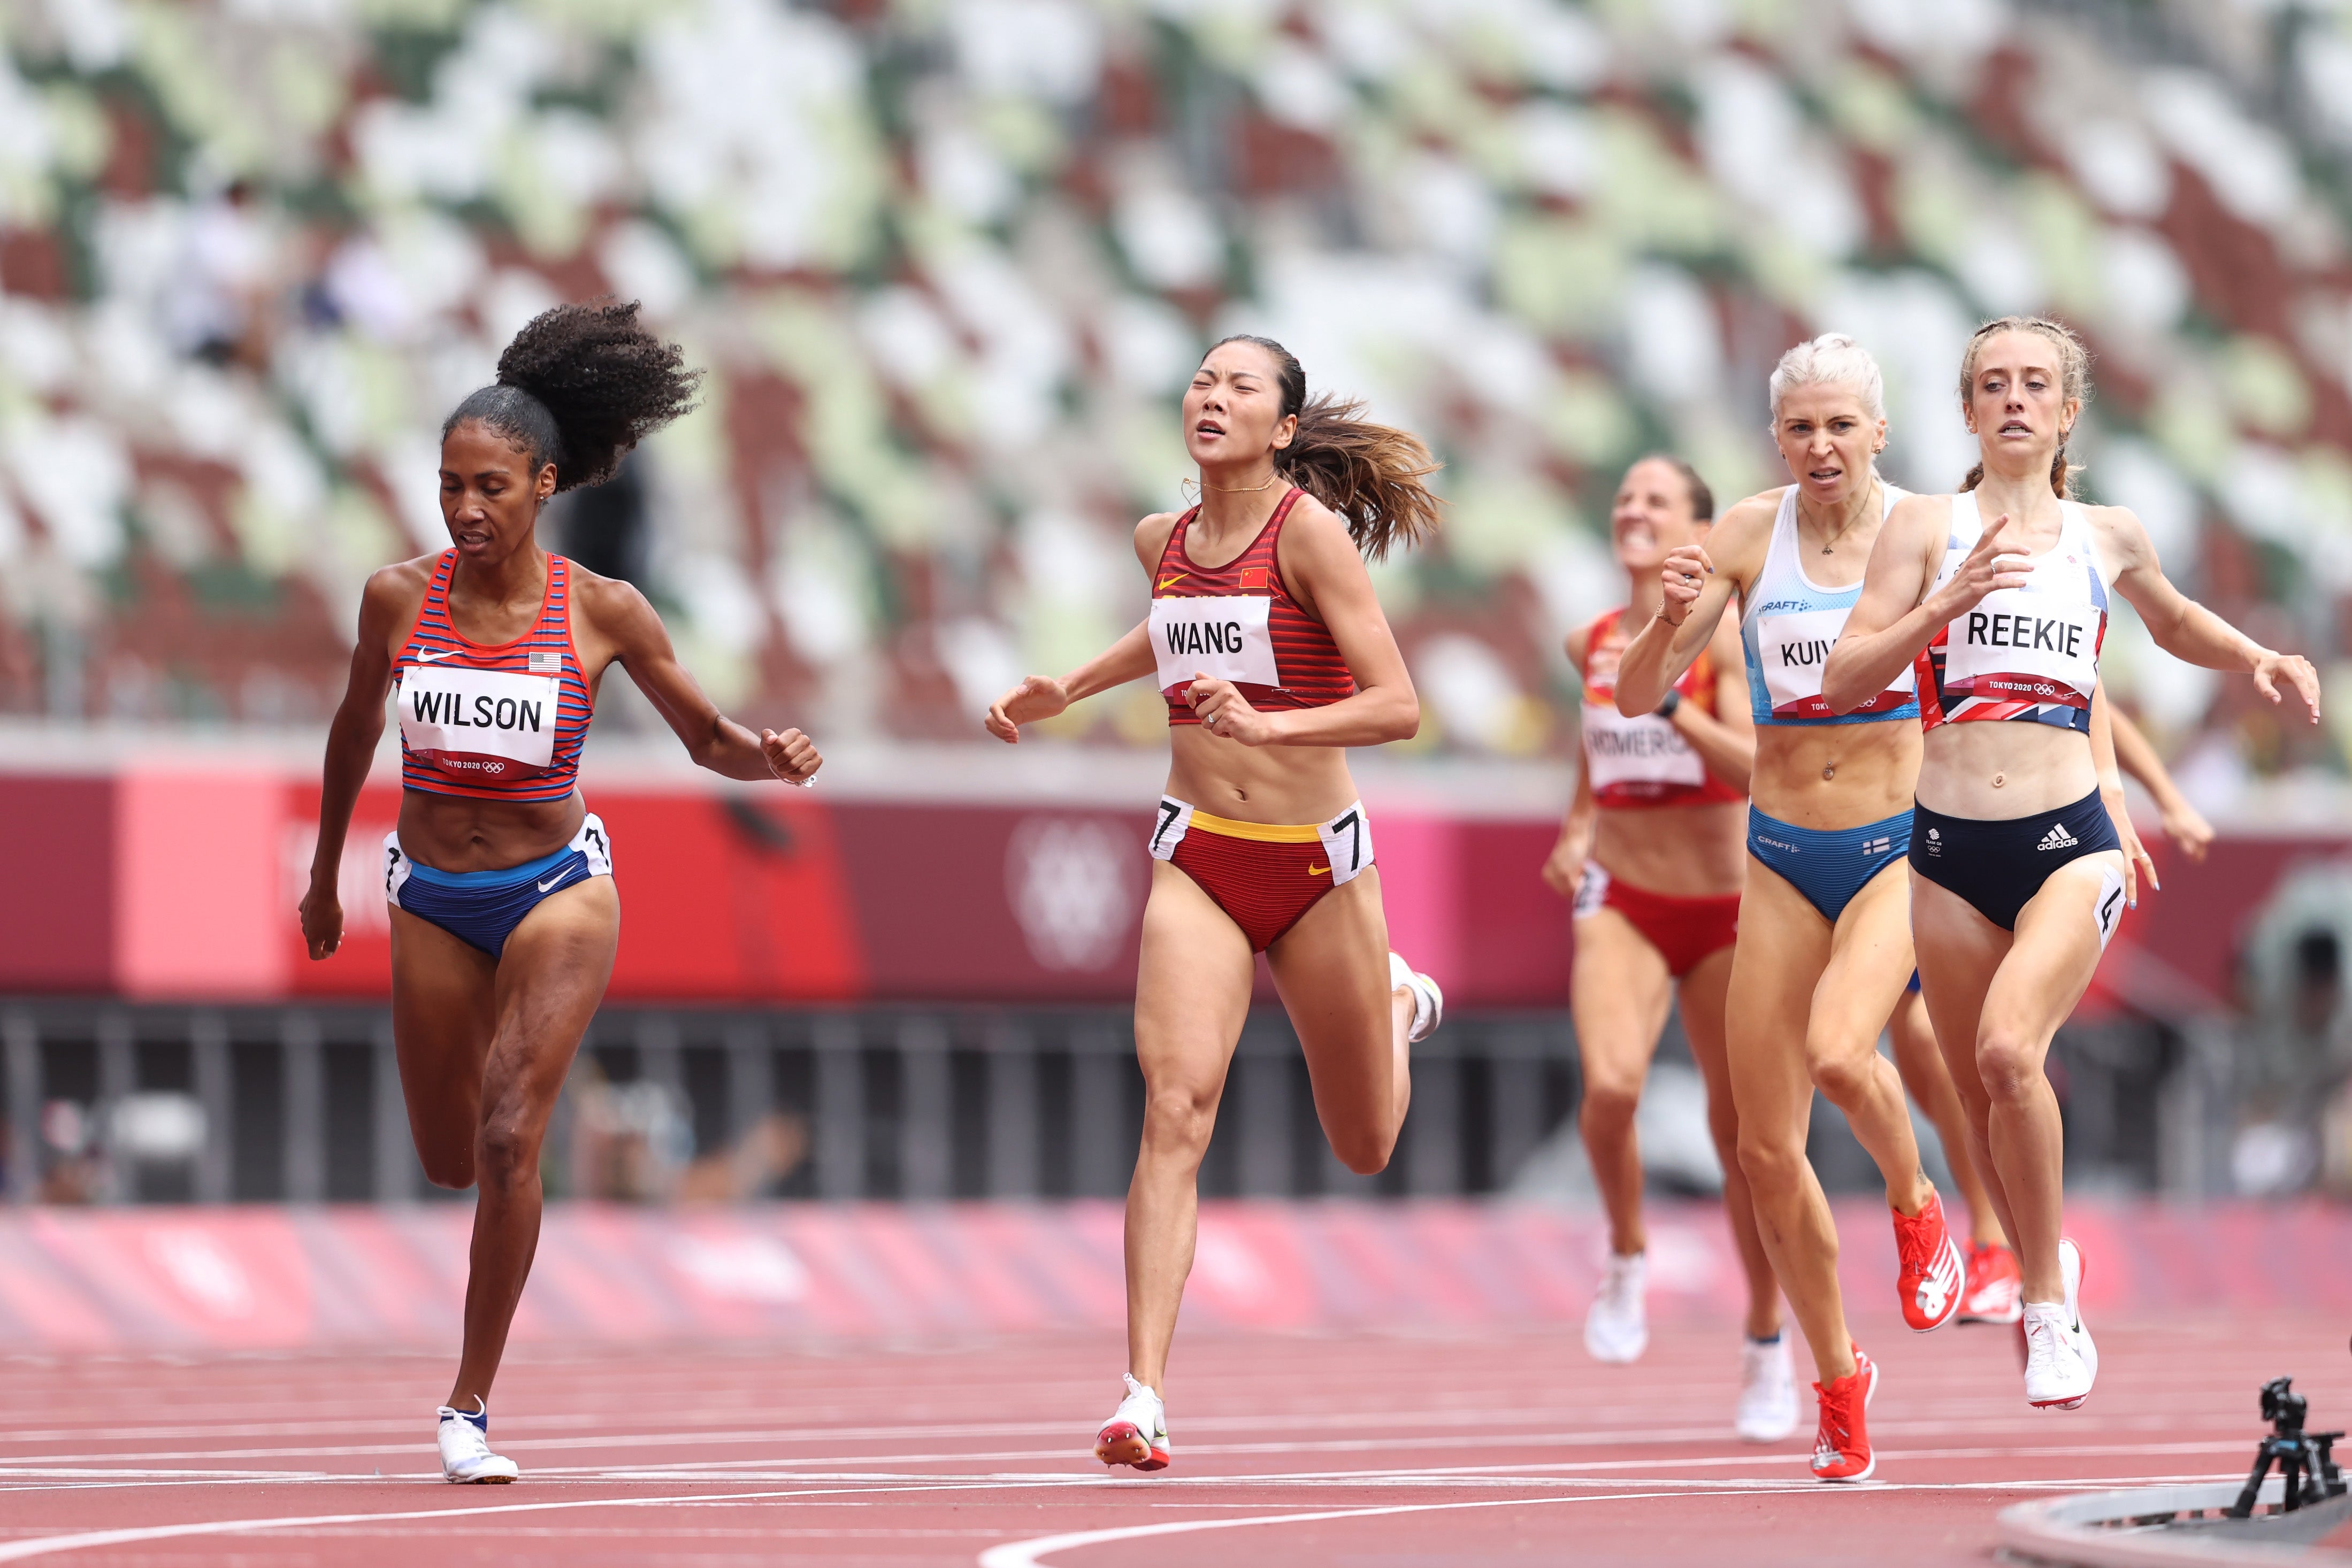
[0,0,2347,796]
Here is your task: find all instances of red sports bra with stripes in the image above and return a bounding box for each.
[1149,488,1355,725]
[393,550,594,802]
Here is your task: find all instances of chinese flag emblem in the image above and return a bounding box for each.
[1239,567,1267,589]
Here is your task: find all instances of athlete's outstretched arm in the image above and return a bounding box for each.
[1671,611,1754,791]
[1184,497,1418,747]
[2095,506,2320,721]
[2108,705,2213,860]
[299,566,409,960]
[984,621,1155,743]
[2090,683,2156,905]
[1822,496,2025,713]
[586,575,821,784]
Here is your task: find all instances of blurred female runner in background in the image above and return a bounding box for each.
[1614,335,1962,1483]
[1540,455,1794,1444]
[300,303,822,1484]
[986,335,1444,1473]
[1823,316,2316,1412]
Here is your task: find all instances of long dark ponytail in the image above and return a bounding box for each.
[1209,334,1442,559]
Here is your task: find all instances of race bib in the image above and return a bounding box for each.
[1315,801,1372,887]
[1580,703,1704,793]
[399,665,561,781]
[1756,608,1913,720]
[1151,594,1277,692]
[1940,589,2100,707]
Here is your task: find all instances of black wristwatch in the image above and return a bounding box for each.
[1656,689,1682,719]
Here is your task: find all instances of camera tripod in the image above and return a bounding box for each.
[2228,1376,2348,1518]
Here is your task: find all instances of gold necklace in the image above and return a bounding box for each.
[1810,481,1877,556]
[1182,471,1284,500]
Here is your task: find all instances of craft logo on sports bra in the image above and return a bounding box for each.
[1149,594,1277,691]
[400,664,560,780]
[1757,607,1912,719]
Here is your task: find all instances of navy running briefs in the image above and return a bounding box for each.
[1907,788,2120,932]
[1745,805,1912,925]
[385,816,612,958]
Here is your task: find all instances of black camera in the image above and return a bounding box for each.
[2262,1377,2309,1436]
[2230,1375,2345,1518]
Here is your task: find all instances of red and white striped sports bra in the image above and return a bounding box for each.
[394,550,594,802]
[1150,488,1355,725]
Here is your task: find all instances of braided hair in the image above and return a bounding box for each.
[443,300,702,494]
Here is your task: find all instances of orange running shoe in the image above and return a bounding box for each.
[1891,1187,1964,1332]
[1810,1345,1879,1482]
[1959,1241,2024,1325]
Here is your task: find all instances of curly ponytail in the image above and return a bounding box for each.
[1956,315,2089,499]
[1211,334,1442,560]
[443,299,703,493]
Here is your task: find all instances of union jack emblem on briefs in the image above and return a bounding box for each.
[1860,835,1891,855]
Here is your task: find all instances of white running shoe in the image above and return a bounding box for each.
[1390,951,1443,1043]
[1093,1373,1170,1472]
[436,1401,518,1484]
[2022,1239,2097,1411]
[1583,1251,1648,1364]
[1735,1334,1799,1443]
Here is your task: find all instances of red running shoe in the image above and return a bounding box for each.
[1810,1345,1880,1482]
[1891,1187,1965,1332]
[1959,1241,2024,1325]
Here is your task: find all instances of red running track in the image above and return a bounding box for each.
[2,1306,2344,1567]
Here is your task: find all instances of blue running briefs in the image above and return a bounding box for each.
[384,814,613,958]
[1745,806,1911,925]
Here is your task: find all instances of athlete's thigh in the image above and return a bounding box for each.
[1724,863,1832,1137]
[1812,861,1917,1056]
[1135,860,1255,1103]
[1570,909,1674,1096]
[1978,851,2122,1070]
[388,905,498,1162]
[1909,872,2009,1112]
[481,875,621,1138]
[1675,942,1737,1103]
[1266,868,1395,1129]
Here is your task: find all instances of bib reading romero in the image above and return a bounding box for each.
[399,665,561,782]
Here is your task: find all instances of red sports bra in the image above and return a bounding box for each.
[393,550,594,802]
[1150,488,1355,725]
[1579,607,1742,809]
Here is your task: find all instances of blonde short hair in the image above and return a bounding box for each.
[1767,333,1887,424]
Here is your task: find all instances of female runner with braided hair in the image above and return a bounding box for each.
[985,335,1443,1473]
[1824,316,2318,1410]
[300,302,822,1482]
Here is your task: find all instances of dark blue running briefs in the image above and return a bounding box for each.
[385,815,614,958]
[1745,806,1912,925]
[1908,788,2121,932]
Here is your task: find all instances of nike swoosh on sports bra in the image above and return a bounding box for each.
[394,550,594,802]
[1740,482,1919,726]
[1150,488,1355,725]
[1916,491,2109,735]
[1579,605,1742,809]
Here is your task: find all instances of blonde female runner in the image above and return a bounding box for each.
[301,303,822,1481]
[1824,316,2317,1410]
[985,335,1443,1472]
[1614,335,1963,1481]
[1541,454,1793,1442]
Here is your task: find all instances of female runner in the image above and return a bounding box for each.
[1539,454,1794,1443]
[984,335,1444,1472]
[298,303,822,1481]
[1614,334,1962,1482]
[1822,316,2316,1409]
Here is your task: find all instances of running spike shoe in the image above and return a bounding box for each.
[1094,1373,1170,1472]
[1583,1251,1648,1364]
[436,1401,518,1484]
[1390,951,1443,1043]
[1958,1240,2024,1325]
[1891,1186,1965,1332]
[1735,1334,1799,1444]
[1809,1345,1880,1482]
[2023,1239,2097,1411]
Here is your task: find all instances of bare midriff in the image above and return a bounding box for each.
[396,789,587,874]
[1593,797,1746,897]
[1165,726,1360,826]
[1917,722,2095,820]
[1751,720,1920,831]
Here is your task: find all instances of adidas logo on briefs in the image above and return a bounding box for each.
[2037,824,2079,851]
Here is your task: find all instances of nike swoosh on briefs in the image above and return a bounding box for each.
[413,648,461,663]
[1308,864,1330,876]
[537,871,574,893]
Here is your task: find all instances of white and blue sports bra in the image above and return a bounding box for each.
[1739,482,1919,726]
